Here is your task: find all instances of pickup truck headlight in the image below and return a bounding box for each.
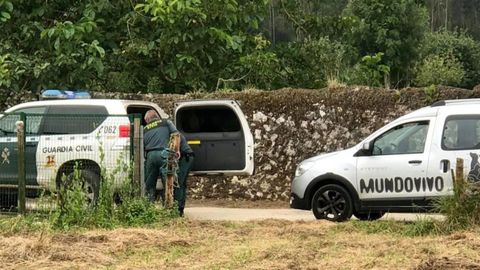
[295,161,314,177]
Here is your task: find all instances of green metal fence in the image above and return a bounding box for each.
[0,112,143,213]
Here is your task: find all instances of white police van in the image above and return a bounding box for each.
[0,90,254,208]
[291,99,480,222]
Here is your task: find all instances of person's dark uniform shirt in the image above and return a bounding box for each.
[144,119,178,151]
[143,118,178,202]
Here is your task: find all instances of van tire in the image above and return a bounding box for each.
[312,184,353,222]
[354,212,385,221]
[66,170,100,205]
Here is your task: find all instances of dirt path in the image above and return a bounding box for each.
[185,207,444,221]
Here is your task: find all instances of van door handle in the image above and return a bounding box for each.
[408,160,422,164]
[440,159,450,173]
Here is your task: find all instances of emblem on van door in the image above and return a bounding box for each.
[467,153,480,183]
[1,147,10,164]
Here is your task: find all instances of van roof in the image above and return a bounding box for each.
[431,98,480,107]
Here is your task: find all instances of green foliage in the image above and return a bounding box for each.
[344,0,429,86]
[52,169,91,229]
[434,179,480,232]
[49,146,178,231]
[131,0,269,92]
[231,36,282,90]
[274,37,349,89]
[0,0,13,22]
[417,31,480,88]
[0,0,268,93]
[423,84,439,104]
[345,52,390,87]
[277,0,354,41]
[415,54,465,87]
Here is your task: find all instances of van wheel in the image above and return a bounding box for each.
[65,170,100,205]
[312,184,353,222]
[354,212,385,221]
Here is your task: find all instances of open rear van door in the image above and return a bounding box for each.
[175,100,254,176]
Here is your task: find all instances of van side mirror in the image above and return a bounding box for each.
[362,141,371,151]
[355,141,372,157]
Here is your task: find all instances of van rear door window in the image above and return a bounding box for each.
[442,115,480,150]
[177,107,241,133]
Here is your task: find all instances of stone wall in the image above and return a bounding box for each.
[3,86,480,201]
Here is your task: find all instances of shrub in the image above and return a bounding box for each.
[415,54,465,87]
[344,52,390,87]
[434,177,480,231]
[418,31,480,88]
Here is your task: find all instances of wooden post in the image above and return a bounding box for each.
[132,116,142,196]
[16,114,26,214]
[455,158,464,185]
[455,158,465,201]
[164,133,179,208]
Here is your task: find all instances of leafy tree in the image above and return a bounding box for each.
[0,0,268,94]
[344,0,429,86]
[131,0,269,92]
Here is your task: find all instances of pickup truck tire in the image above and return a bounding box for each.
[0,189,17,211]
[66,170,100,205]
[312,184,353,222]
[354,212,385,221]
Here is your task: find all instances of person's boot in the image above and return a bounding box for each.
[179,207,184,217]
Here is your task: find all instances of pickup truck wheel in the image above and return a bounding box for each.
[0,189,17,211]
[354,212,385,221]
[312,184,353,222]
[66,170,100,205]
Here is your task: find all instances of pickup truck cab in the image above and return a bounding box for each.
[0,95,253,209]
[291,99,480,222]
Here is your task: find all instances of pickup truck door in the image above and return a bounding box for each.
[175,100,254,176]
[0,107,46,187]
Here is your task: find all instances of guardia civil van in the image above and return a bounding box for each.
[0,91,254,208]
[291,99,480,222]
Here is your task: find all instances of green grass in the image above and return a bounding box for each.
[334,218,442,237]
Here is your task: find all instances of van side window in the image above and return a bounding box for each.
[442,116,480,150]
[177,107,241,133]
[372,121,429,155]
[0,107,47,134]
[42,105,108,135]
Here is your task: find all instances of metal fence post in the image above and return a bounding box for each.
[16,113,26,214]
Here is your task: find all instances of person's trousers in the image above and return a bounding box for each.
[174,155,194,210]
[145,150,166,202]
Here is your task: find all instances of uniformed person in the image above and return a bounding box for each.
[174,134,195,216]
[143,110,180,202]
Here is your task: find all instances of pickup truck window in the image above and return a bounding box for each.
[372,121,429,155]
[443,116,480,150]
[42,105,108,135]
[0,107,47,134]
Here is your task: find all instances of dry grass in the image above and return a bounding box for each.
[1,219,480,270]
